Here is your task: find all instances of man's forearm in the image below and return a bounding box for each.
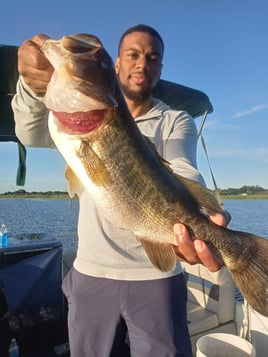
[12,76,54,148]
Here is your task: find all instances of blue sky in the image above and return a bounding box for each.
[1,0,267,193]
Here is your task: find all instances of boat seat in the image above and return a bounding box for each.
[187,301,219,336]
[182,262,237,354]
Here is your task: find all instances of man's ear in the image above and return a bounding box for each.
[115,57,120,74]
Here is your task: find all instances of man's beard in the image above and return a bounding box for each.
[120,82,152,103]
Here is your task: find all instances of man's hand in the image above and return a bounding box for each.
[173,213,228,272]
[18,34,54,96]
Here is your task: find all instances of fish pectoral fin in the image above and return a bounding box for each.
[65,165,84,197]
[138,238,177,272]
[78,140,111,186]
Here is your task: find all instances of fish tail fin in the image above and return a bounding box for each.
[231,236,268,317]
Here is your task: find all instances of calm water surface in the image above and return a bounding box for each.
[0,198,79,252]
[0,198,267,253]
[223,199,268,238]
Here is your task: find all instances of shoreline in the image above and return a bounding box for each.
[0,193,268,200]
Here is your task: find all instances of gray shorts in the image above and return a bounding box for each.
[62,268,192,357]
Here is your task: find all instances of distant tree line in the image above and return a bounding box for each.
[219,185,267,196]
[0,186,267,198]
[0,189,69,198]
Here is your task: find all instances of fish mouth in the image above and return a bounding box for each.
[53,109,108,135]
[41,34,103,65]
[42,33,119,112]
[61,34,103,53]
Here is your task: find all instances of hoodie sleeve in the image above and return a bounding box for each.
[164,110,206,186]
[136,100,206,186]
[11,76,55,148]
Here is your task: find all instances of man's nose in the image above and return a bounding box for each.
[136,56,149,70]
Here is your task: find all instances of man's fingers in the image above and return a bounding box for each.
[18,37,53,72]
[17,35,54,95]
[194,240,223,272]
[31,34,51,48]
[173,221,225,271]
[209,211,231,227]
[174,224,200,264]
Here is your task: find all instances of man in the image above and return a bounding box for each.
[12,24,227,357]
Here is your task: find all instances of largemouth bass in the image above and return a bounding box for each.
[42,34,268,317]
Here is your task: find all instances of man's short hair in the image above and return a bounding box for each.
[118,24,164,57]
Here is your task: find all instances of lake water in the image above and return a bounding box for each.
[0,198,79,253]
[0,198,267,253]
[223,199,268,238]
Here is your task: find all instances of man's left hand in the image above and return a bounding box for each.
[173,213,228,272]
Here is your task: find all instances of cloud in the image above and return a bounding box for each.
[204,120,237,130]
[232,105,266,119]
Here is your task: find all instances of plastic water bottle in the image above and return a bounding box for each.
[8,338,19,357]
[1,224,8,247]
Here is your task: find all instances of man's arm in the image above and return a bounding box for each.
[165,112,228,271]
[11,34,54,148]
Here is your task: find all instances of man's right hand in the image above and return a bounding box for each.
[18,34,54,96]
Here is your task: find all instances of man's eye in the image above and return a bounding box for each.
[149,55,161,63]
[128,52,138,59]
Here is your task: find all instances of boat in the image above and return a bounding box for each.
[1,43,267,356]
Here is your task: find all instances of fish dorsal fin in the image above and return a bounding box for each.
[176,174,222,216]
[65,165,84,198]
[77,139,111,186]
[138,238,177,272]
[144,135,222,216]
[144,136,173,171]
